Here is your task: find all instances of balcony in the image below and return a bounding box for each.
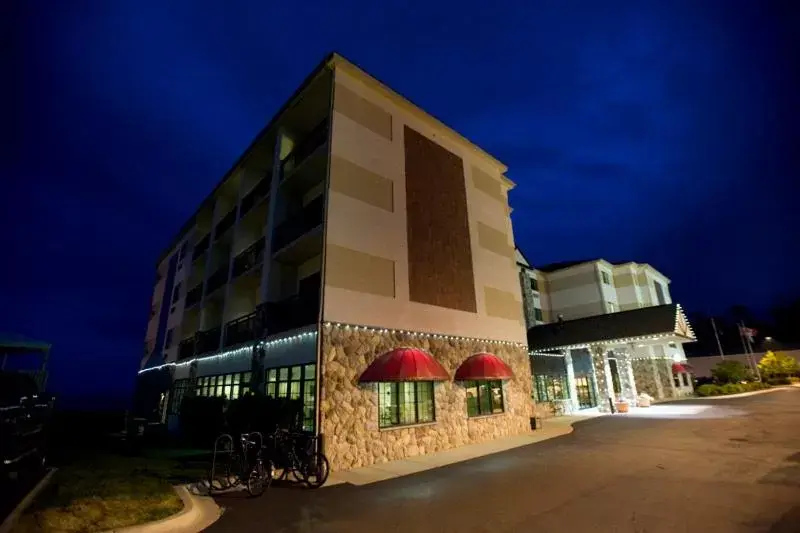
[214,209,236,240]
[206,266,229,296]
[262,295,319,335]
[232,239,265,279]
[178,337,196,361]
[281,119,329,179]
[223,309,266,348]
[185,284,202,308]
[241,175,271,216]
[272,195,324,261]
[195,326,222,355]
[192,234,210,261]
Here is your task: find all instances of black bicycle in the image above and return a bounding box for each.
[267,428,330,489]
[211,432,273,497]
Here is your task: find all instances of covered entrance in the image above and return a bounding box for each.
[528,303,696,413]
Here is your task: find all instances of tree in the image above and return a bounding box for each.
[711,360,750,384]
[758,351,800,378]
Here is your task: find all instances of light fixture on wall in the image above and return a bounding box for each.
[323,321,527,348]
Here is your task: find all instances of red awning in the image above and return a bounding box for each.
[358,347,450,383]
[454,353,514,381]
[672,362,689,374]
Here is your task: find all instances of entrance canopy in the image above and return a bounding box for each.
[527,303,695,353]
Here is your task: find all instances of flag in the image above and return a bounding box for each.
[738,325,757,342]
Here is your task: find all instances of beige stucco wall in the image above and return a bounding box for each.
[322,67,525,344]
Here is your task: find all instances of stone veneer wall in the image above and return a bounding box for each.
[319,323,534,472]
[631,359,659,398]
[656,358,677,399]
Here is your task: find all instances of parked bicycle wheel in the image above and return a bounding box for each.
[301,452,330,489]
[245,460,265,497]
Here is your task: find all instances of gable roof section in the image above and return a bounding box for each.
[527,303,695,351]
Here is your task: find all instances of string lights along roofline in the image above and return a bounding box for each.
[138,327,317,374]
[323,321,527,348]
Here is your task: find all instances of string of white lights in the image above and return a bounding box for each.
[323,321,527,348]
[138,327,318,374]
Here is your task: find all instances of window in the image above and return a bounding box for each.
[673,374,681,388]
[654,281,666,305]
[529,277,539,292]
[534,374,570,402]
[266,363,316,431]
[681,373,690,387]
[607,302,618,313]
[168,379,190,415]
[378,382,435,428]
[601,271,611,285]
[164,328,174,349]
[172,282,182,304]
[464,380,504,417]
[195,371,251,400]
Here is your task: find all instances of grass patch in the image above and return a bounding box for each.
[13,455,207,533]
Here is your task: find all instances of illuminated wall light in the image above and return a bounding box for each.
[324,321,527,348]
[138,328,318,375]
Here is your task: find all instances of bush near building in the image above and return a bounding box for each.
[695,382,769,397]
[758,350,800,379]
[710,360,751,384]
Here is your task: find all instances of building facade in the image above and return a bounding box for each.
[141,53,533,472]
[517,254,696,414]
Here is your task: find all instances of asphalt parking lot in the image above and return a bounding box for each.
[208,388,800,533]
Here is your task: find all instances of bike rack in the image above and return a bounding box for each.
[208,433,234,493]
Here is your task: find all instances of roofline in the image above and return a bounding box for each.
[156,52,513,267]
[329,53,510,180]
[515,246,534,269]
[155,52,338,266]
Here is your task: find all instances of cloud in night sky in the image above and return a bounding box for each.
[4,0,798,400]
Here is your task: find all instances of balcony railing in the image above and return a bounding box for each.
[241,174,271,216]
[280,119,329,178]
[214,209,236,240]
[206,266,229,296]
[232,239,265,279]
[185,284,202,308]
[178,337,196,361]
[192,234,210,261]
[272,195,324,254]
[195,326,222,355]
[223,309,266,348]
[262,295,319,335]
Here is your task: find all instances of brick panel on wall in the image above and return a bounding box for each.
[404,126,477,313]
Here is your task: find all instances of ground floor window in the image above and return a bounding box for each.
[266,363,316,431]
[195,371,251,400]
[168,379,190,415]
[574,374,598,409]
[378,381,434,428]
[608,359,622,395]
[682,373,690,387]
[464,380,504,416]
[534,374,570,402]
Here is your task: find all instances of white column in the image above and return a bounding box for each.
[563,349,579,412]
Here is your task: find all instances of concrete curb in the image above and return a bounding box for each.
[661,386,792,403]
[103,485,222,533]
[0,468,57,533]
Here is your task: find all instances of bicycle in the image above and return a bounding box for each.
[267,428,330,489]
[211,432,273,497]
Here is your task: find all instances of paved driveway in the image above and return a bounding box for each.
[207,389,800,533]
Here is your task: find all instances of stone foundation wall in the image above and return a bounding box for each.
[631,359,659,398]
[319,323,534,472]
[656,358,677,399]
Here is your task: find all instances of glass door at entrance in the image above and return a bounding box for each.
[574,375,597,409]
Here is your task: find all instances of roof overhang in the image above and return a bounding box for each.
[527,303,696,353]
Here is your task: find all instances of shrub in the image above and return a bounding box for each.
[758,351,800,378]
[790,377,800,385]
[179,396,226,448]
[711,360,750,384]
[721,383,744,395]
[766,376,791,386]
[696,384,722,397]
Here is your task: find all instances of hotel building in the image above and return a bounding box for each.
[141,53,533,472]
[516,250,696,414]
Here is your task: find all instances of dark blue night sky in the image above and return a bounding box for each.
[4,1,798,404]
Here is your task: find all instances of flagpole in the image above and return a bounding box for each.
[711,318,725,359]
